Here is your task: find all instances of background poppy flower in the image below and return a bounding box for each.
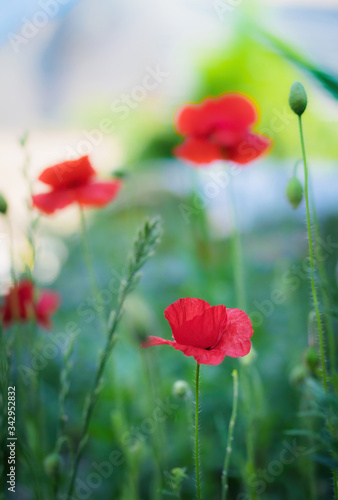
[141,298,253,365]
[32,155,122,214]
[1,279,60,329]
[174,93,271,165]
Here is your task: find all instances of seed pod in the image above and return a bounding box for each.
[304,345,320,372]
[44,453,61,477]
[286,177,303,209]
[0,193,8,214]
[172,380,190,399]
[289,82,307,116]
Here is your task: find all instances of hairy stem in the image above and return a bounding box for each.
[222,370,239,500]
[298,115,338,499]
[195,363,201,500]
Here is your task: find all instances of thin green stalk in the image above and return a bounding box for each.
[66,217,162,500]
[195,363,201,500]
[298,116,338,499]
[222,370,239,500]
[298,116,328,392]
[309,176,336,378]
[79,207,107,337]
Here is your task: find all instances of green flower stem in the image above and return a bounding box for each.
[309,177,336,378]
[79,207,107,337]
[298,116,338,499]
[195,363,201,500]
[298,116,328,392]
[222,370,238,500]
[66,217,162,500]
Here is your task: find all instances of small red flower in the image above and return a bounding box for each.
[1,279,60,329]
[174,93,271,165]
[32,155,122,214]
[141,298,253,365]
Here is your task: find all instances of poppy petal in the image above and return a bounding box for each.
[33,189,77,214]
[175,94,258,138]
[141,336,176,348]
[227,132,271,165]
[36,291,60,329]
[171,342,228,365]
[172,305,227,349]
[174,138,222,165]
[215,308,253,357]
[74,181,122,207]
[164,298,211,330]
[38,156,95,189]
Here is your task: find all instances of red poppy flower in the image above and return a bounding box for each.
[1,279,60,329]
[141,298,253,365]
[32,156,122,214]
[174,93,271,165]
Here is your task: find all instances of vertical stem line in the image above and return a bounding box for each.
[195,363,201,500]
[222,370,238,500]
[298,116,338,499]
[309,177,336,378]
[298,116,328,393]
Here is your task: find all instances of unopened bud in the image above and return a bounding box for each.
[172,380,190,399]
[289,82,307,116]
[289,365,308,386]
[304,346,319,372]
[44,453,61,477]
[0,193,8,214]
[286,177,303,209]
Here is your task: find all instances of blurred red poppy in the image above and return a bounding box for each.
[141,298,253,365]
[1,279,60,329]
[32,156,122,214]
[174,94,271,165]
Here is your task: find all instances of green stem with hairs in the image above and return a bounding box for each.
[222,370,239,500]
[298,115,338,499]
[309,175,336,378]
[195,363,201,500]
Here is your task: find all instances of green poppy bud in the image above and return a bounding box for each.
[44,453,61,477]
[172,380,190,399]
[304,346,319,372]
[286,177,303,209]
[289,365,308,386]
[289,82,307,116]
[0,193,8,215]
